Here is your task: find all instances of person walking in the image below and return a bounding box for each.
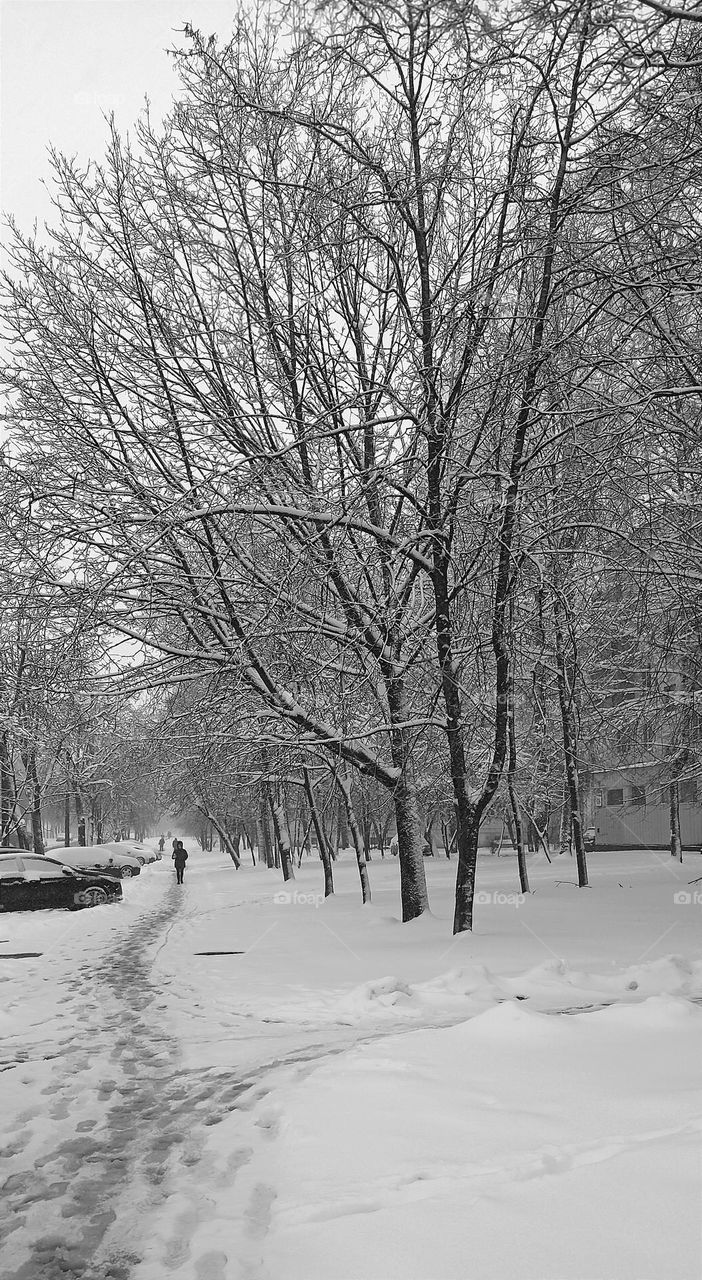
[158,834,165,853]
[172,840,188,885]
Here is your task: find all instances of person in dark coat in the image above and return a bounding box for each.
[158,835,165,852]
[172,840,188,884]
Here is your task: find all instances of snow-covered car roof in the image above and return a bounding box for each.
[48,845,143,868]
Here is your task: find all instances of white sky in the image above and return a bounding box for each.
[0,0,239,236]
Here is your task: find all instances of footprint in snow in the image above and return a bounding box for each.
[245,1183,276,1240]
[162,1203,200,1269]
[195,1250,229,1280]
[254,1110,280,1139]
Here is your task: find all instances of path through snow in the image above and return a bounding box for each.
[1,873,419,1279]
[1,883,260,1279]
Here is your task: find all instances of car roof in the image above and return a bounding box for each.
[49,844,139,858]
[0,852,71,865]
[0,848,130,869]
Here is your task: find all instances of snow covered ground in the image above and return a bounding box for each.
[1,845,701,1279]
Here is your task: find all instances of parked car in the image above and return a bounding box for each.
[104,841,157,865]
[102,842,146,866]
[126,842,160,863]
[0,852,122,912]
[48,845,142,879]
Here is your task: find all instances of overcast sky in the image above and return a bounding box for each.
[1,0,238,238]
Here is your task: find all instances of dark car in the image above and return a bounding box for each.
[0,852,123,912]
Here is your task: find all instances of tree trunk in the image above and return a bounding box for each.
[297,819,313,868]
[326,810,337,860]
[258,792,275,868]
[526,805,552,864]
[507,719,529,895]
[0,731,15,847]
[199,806,241,867]
[452,816,481,933]
[268,789,295,882]
[430,561,478,928]
[72,778,87,847]
[554,599,588,886]
[392,775,428,918]
[303,767,334,897]
[337,802,349,852]
[374,814,391,858]
[292,806,305,866]
[441,815,456,858]
[670,780,682,862]
[27,748,45,856]
[256,812,268,869]
[384,675,429,920]
[558,783,572,855]
[424,812,438,857]
[335,768,371,905]
[64,779,71,847]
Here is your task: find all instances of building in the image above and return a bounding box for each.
[582,764,701,850]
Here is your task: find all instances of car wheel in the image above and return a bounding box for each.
[119,865,134,878]
[83,887,108,907]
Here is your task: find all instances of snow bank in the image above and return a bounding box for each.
[234,995,702,1280]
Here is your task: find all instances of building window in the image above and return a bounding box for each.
[680,780,697,804]
[606,788,624,806]
[630,785,646,806]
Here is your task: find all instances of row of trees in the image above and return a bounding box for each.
[1,0,700,930]
[0,549,159,849]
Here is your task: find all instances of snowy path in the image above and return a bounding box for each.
[0,874,422,1280]
[0,881,276,1280]
[2,884,190,1278]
